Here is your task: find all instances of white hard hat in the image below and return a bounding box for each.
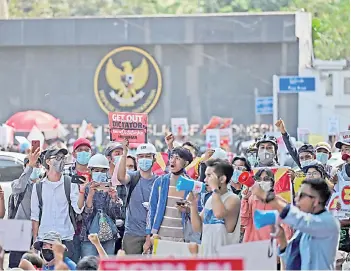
[88,154,110,169]
[136,143,157,155]
[211,148,228,160]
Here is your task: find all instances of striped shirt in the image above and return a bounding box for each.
[158,178,185,240]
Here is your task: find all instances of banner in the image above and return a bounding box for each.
[253,167,292,203]
[293,170,305,196]
[108,112,148,144]
[218,239,276,270]
[171,118,189,136]
[99,258,244,271]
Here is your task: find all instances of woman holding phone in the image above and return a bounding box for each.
[80,154,123,257]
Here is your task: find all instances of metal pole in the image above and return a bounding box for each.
[254,88,261,125]
[273,75,279,131]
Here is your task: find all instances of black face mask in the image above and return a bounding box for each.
[41,249,55,262]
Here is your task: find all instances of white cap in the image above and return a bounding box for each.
[88,153,110,169]
[211,148,228,160]
[136,143,157,155]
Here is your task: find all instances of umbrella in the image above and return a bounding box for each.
[6,110,60,132]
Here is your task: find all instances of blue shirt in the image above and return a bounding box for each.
[43,257,76,270]
[124,171,157,237]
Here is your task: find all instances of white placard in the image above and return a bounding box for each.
[328,116,339,136]
[95,126,103,146]
[220,128,233,146]
[218,239,277,270]
[0,220,32,251]
[339,130,350,144]
[206,129,220,149]
[78,120,88,138]
[171,118,189,136]
[297,128,310,143]
[0,124,14,146]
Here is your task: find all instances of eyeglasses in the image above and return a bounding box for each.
[296,192,315,200]
[49,155,66,161]
[233,166,246,171]
[254,176,273,182]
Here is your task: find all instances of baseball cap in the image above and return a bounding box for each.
[104,142,123,156]
[73,138,92,151]
[302,161,327,179]
[24,157,42,166]
[33,231,62,250]
[43,148,68,169]
[315,142,331,153]
[211,148,228,160]
[298,144,315,155]
[136,143,157,156]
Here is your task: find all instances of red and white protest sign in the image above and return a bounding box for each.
[108,112,148,144]
[99,258,244,271]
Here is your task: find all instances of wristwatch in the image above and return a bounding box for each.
[264,191,275,203]
[212,188,220,194]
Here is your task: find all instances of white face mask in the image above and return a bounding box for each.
[259,181,272,192]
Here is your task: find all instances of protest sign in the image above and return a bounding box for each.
[253,167,292,203]
[171,118,189,136]
[99,257,244,271]
[206,129,220,148]
[220,128,233,146]
[339,130,350,144]
[108,112,148,144]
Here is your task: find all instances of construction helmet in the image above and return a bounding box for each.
[136,143,157,156]
[88,153,110,169]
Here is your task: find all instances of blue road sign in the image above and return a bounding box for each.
[279,76,316,93]
[255,96,273,115]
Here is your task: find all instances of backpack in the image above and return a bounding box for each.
[36,175,77,231]
[88,209,118,242]
[125,171,141,208]
[8,185,28,219]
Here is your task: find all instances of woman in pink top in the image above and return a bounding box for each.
[241,168,293,243]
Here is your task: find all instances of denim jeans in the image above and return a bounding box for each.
[81,239,115,257]
[70,234,81,263]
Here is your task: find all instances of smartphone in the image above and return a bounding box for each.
[31,140,40,152]
[71,175,86,185]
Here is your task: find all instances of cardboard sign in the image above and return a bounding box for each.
[206,129,220,148]
[171,118,189,136]
[99,258,244,271]
[109,112,148,144]
[253,167,292,203]
[293,170,305,197]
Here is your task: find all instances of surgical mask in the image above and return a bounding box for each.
[92,172,108,183]
[52,159,65,173]
[247,156,258,167]
[258,150,275,166]
[231,170,242,184]
[138,158,153,172]
[300,159,313,168]
[316,152,328,165]
[41,249,54,262]
[76,151,91,165]
[260,182,272,192]
[30,168,42,180]
[113,156,121,165]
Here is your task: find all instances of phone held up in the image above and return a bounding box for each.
[31,140,40,152]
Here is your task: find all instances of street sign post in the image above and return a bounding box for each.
[255,96,273,115]
[273,75,317,131]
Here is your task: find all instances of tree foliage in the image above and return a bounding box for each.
[6,0,350,60]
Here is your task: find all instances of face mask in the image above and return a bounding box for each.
[258,150,275,166]
[41,249,54,262]
[259,182,272,192]
[113,156,121,165]
[300,159,313,168]
[92,172,108,183]
[138,158,153,172]
[51,159,65,173]
[316,152,328,165]
[231,170,242,184]
[342,153,350,161]
[247,156,257,167]
[76,151,91,165]
[30,168,41,180]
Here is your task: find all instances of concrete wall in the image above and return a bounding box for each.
[0,13,312,137]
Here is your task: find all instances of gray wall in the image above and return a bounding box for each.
[0,13,311,137]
